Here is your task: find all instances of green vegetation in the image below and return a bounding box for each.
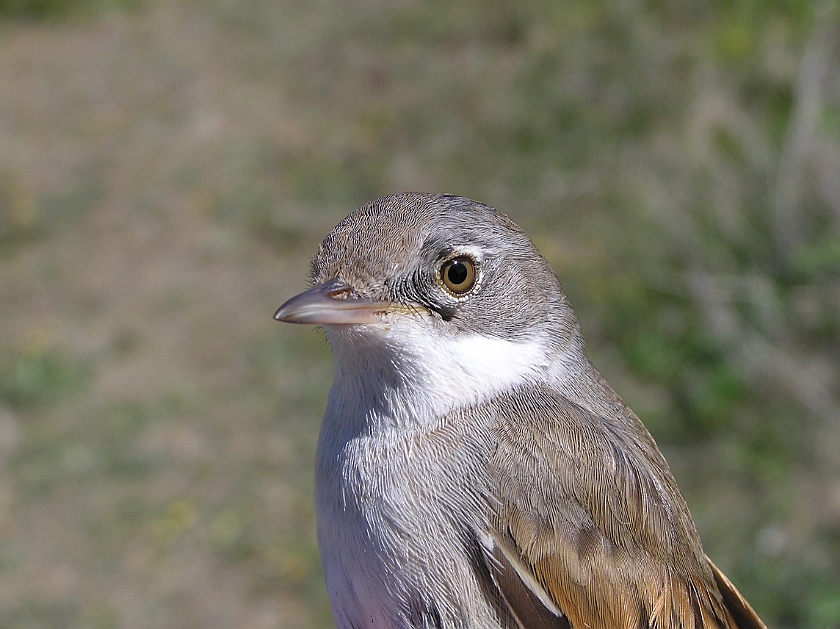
[0,0,138,18]
[0,0,838,627]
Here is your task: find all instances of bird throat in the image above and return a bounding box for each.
[324,321,567,435]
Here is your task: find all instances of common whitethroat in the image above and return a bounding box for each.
[275,193,766,629]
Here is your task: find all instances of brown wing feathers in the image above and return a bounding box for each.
[476,385,765,629]
[708,557,767,629]
[489,541,571,629]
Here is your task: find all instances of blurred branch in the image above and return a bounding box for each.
[686,270,839,424]
[644,7,840,426]
[773,3,838,262]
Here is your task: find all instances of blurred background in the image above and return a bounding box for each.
[0,0,839,627]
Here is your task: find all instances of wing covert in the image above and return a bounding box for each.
[465,384,764,629]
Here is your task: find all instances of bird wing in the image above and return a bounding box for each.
[466,384,766,629]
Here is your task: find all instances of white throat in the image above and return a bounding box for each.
[325,318,571,433]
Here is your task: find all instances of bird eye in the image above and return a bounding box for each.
[440,256,476,295]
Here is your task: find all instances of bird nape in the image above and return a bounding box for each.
[275,192,766,629]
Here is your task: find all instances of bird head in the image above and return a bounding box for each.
[276,192,582,353]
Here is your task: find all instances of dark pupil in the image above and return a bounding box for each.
[447,261,468,285]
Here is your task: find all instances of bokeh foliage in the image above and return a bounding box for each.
[0,0,838,627]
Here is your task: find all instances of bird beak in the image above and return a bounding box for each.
[274,278,393,325]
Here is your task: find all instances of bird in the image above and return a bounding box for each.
[274,192,766,629]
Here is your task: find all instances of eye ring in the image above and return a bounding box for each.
[439,256,477,295]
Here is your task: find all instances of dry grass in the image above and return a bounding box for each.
[0,4,343,626]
